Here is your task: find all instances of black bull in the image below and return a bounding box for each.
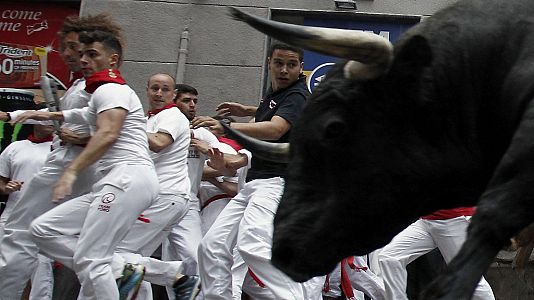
[225,0,534,298]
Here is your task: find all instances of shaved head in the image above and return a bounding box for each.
[147,73,175,87]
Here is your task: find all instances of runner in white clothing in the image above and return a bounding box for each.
[0,124,55,300]
[13,29,159,300]
[0,125,54,235]
[199,139,239,235]
[162,84,220,276]
[193,43,325,300]
[110,73,200,300]
[0,14,123,300]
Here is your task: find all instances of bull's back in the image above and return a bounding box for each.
[399,0,534,166]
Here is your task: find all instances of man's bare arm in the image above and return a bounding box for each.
[148,132,173,153]
[53,108,126,202]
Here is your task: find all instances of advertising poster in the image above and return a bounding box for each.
[303,15,421,93]
[0,2,79,160]
[0,1,79,89]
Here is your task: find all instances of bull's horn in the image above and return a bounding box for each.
[229,7,393,79]
[220,121,290,163]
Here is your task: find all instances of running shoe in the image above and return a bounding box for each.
[117,263,145,300]
[173,275,201,300]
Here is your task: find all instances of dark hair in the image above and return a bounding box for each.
[58,14,124,47]
[175,83,198,99]
[268,43,304,62]
[79,30,124,66]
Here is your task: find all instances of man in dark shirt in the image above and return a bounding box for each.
[193,43,325,299]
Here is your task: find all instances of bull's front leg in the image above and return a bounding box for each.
[423,101,534,299]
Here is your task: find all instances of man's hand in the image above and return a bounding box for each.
[191,137,211,155]
[58,128,90,145]
[206,148,226,171]
[191,116,224,136]
[225,152,248,171]
[53,169,77,203]
[216,102,255,117]
[207,148,248,176]
[4,180,23,193]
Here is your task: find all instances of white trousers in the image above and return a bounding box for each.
[200,197,231,235]
[30,164,158,300]
[242,271,277,300]
[378,217,495,300]
[28,254,54,300]
[236,177,325,300]
[0,145,95,300]
[198,182,250,300]
[162,204,203,298]
[323,256,385,300]
[112,192,189,280]
[76,192,188,300]
[0,224,53,300]
[231,246,248,300]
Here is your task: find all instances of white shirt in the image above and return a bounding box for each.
[236,149,252,191]
[63,83,152,170]
[58,78,91,136]
[188,127,220,205]
[0,139,52,223]
[147,107,191,195]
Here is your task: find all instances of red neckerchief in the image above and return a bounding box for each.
[85,69,126,93]
[68,71,84,88]
[147,103,177,118]
[218,136,242,151]
[27,134,53,143]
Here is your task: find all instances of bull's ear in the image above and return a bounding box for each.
[385,35,432,88]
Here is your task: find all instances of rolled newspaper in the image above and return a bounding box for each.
[39,76,62,133]
[35,46,62,133]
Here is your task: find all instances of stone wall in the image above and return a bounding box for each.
[486,250,534,299]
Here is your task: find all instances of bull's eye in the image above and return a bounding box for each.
[323,119,347,141]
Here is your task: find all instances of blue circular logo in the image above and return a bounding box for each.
[307,62,335,93]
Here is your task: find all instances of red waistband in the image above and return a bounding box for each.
[201,194,231,211]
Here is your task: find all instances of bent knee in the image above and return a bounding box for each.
[199,233,228,256]
[29,218,49,241]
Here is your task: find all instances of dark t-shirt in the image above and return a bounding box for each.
[246,74,309,181]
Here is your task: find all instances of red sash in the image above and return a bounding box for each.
[218,136,242,151]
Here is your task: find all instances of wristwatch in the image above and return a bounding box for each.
[220,117,232,129]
